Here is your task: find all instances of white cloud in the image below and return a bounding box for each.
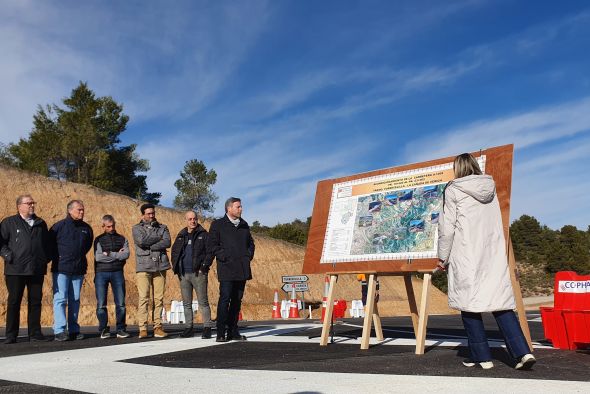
[0,1,271,142]
[350,0,488,60]
[404,96,590,162]
[512,160,590,230]
[133,50,485,226]
[516,137,590,173]
[242,180,318,225]
[138,123,377,225]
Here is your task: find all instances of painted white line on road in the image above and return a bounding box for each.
[0,323,561,394]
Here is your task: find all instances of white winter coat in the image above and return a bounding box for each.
[437,175,515,312]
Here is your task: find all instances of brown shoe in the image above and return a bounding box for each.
[139,329,148,339]
[154,327,168,338]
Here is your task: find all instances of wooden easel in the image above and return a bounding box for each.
[318,236,532,354]
[306,145,532,354]
[319,271,433,355]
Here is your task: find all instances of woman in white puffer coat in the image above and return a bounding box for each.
[437,153,535,370]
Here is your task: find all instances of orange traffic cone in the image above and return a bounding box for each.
[272,290,282,319]
[288,287,300,318]
[320,276,329,322]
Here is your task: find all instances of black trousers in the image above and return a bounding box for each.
[5,275,44,339]
[217,280,246,336]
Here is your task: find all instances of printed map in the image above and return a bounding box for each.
[320,157,485,263]
[350,184,444,255]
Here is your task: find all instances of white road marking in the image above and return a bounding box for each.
[0,323,565,393]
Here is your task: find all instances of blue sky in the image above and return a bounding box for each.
[1,0,589,229]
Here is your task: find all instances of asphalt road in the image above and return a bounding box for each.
[0,312,588,393]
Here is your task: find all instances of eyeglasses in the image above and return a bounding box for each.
[20,201,36,206]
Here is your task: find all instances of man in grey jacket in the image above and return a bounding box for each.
[132,203,171,339]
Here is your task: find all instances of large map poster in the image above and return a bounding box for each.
[320,157,486,264]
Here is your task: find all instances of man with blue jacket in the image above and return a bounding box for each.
[50,200,93,341]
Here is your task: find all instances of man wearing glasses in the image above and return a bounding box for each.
[132,203,171,339]
[171,211,213,338]
[1,195,51,344]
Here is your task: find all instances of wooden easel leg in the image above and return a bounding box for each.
[360,274,377,349]
[404,274,419,337]
[370,275,383,341]
[320,275,338,346]
[415,273,431,355]
[372,302,384,341]
[507,236,533,350]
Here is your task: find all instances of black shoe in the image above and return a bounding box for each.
[3,337,17,344]
[100,328,111,339]
[54,332,69,342]
[116,330,131,339]
[29,333,48,342]
[70,332,85,340]
[180,327,194,338]
[216,336,228,342]
[201,327,212,339]
[227,331,247,341]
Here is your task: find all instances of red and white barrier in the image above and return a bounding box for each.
[272,289,282,319]
[289,287,300,318]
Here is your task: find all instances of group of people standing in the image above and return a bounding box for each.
[2,152,536,371]
[1,195,254,344]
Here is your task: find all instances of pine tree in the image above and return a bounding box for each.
[173,159,218,215]
[5,82,160,203]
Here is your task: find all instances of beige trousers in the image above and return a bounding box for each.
[136,271,167,330]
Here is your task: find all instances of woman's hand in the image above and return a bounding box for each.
[433,259,447,274]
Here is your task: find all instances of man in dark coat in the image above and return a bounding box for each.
[171,210,213,339]
[0,194,51,344]
[50,200,93,341]
[207,197,255,342]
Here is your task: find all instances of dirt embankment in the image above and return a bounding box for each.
[0,164,454,327]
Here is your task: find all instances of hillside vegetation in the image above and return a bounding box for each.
[511,215,590,296]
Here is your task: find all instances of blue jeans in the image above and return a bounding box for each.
[461,310,531,362]
[52,273,84,335]
[95,271,126,331]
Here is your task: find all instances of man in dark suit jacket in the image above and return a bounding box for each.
[207,197,255,342]
[0,194,51,344]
